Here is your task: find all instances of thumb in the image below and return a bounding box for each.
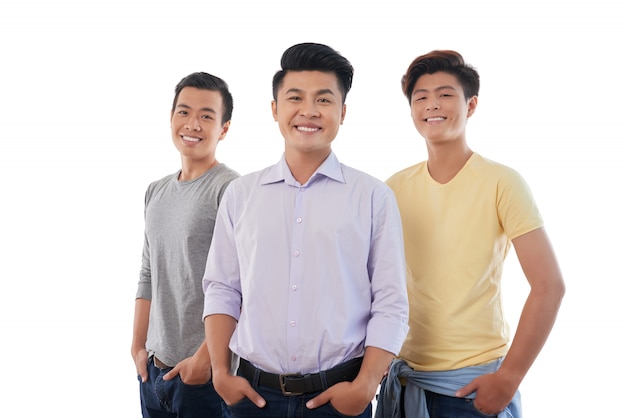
[162,365,180,381]
[245,387,266,408]
[306,390,331,409]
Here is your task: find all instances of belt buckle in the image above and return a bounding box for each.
[278,373,303,396]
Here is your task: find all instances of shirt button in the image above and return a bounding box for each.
[290,321,296,327]
[296,217,302,223]
[294,250,300,257]
[291,356,297,361]
[291,285,297,291]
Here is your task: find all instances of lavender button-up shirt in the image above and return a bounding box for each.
[203,152,408,374]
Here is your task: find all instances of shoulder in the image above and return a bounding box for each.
[145,172,177,195]
[385,161,427,191]
[212,163,241,181]
[339,163,388,189]
[470,155,538,212]
[148,172,177,187]
[195,164,240,195]
[471,154,528,185]
[337,164,399,207]
[223,166,270,193]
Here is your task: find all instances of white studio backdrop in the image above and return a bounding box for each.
[1,0,624,416]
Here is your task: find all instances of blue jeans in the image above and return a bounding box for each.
[414,389,521,418]
[138,356,229,418]
[229,384,372,418]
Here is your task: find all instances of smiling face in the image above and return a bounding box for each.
[410,71,477,145]
[271,70,346,161]
[170,86,229,165]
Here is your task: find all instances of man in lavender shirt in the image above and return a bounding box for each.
[202,42,409,418]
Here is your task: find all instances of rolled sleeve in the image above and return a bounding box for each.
[202,187,242,321]
[365,186,409,354]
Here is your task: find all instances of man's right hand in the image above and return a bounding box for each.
[213,372,266,408]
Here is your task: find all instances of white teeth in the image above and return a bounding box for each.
[182,135,200,142]
[297,126,319,132]
[426,117,445,122]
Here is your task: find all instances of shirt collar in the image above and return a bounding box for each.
[260,152,345,186]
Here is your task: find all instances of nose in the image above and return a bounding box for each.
[185,117,201,131]
[426,100,440,111]
[300,99,321,118]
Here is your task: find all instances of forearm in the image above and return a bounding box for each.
[353,346,395,399]
[498,283,564,385]
[131,298,150,356]
[503,227,566,386]
[204,314,237,376]
[190,340,211,369]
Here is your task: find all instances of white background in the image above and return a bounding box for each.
[1,0,624,416]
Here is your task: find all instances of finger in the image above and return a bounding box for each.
[306,389,331,409]
[162,366,180,381]
[455,381,477,398]
[243,386,266,408]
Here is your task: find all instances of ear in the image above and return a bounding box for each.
[466,96,478,118]
[271,100,278,121]
[340,103,347,125]
[218,120,231,141]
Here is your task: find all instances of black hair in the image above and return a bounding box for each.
[272,43,354,103]
[172,72,233,124]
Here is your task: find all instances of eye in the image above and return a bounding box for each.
[287,96,302,101]
[318,97,332,104]
[201,115,214,120]
[177,110,188,115]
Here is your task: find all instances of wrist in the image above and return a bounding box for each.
[352,375,380,399]
[495,365,524,390]
[192,347,211,366]
[211,365,233,377]
[131,344,146,358]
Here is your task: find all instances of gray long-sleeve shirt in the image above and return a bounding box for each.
[136,163,239,366]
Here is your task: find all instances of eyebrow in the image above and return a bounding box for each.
[412,85,457,97]
[176,103,217,114]
[284,88,337,97]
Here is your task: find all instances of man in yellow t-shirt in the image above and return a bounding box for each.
[375,51,565,418]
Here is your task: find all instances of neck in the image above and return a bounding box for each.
[426,142,473,184]
[285,149,330,184]
[179,157,218,181]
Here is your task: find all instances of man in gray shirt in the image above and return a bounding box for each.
[131,72,239,417]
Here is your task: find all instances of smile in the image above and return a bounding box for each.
[296,126,321,132]
[181,135,201,142]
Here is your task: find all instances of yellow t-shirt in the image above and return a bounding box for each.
[386,153,543,371]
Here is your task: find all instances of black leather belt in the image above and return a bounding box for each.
[239,357,363,396]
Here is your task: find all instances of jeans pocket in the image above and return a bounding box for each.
[228,396,262,417]
[470,400,498,417]
[325,401,371,417]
